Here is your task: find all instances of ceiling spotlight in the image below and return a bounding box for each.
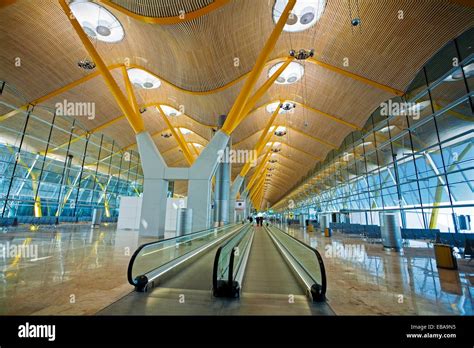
[139,107,147,114]
[274,126,287,137]
[273,0,327,33]
[161,132,172,138]
[351,17,361,27]
[271,148,281,153]
[69,0,125,43]
[266,100,296,114]
[289,48,315,60]
[269,159,278,163]
[281,102,296,111]
[77,59,96,70]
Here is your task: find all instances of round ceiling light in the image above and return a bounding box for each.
[160,105,181,117]
[266,100,297,114]
[273,0,326,33]
[268,62,304,85]
[192,143,203,148]
[69,0,125,43]
[127,68,161,89]
[274,126,287,136]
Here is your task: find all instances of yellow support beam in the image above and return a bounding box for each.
[235,58,293,127]
[246,147,272,192]
[221,0,296,135]
[250,170,267,201]
[122,66,140,115]
[156,105,194,165]
[190,143,200,157]
[58,0,144,134]
[239,103,281,177]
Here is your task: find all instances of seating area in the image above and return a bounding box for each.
[16,216,58,225]
[0,215,118,227]
[0,217,18,227]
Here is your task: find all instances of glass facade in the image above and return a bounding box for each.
[0,83,143,220]
[275,28,474,234]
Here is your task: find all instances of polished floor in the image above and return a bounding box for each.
[0,222,472,315]
[0,223,154,315]
[282,224,474,315]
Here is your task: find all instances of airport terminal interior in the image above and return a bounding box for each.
[0,0,473,317]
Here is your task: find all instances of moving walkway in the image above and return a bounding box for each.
[213,224,327,303]
[99,223,331,315]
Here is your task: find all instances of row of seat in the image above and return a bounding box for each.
[0,216,118,226]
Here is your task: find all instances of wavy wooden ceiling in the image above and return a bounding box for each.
[0,0,473,203]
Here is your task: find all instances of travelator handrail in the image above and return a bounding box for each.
[212,223,253,298]
[127,224,240,291]
[266,224,327,302]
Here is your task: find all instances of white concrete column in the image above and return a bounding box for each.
[188,130,230,232]
[229,175,244,223]
[136,131,168,238]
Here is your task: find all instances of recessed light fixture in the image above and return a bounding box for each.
[179,128,193,135]
[160,105,181,117]
[128,68,161,89]
[161,132,172,138]
[69,0,124,43]
[268,62,304,85]
[266,100,296,113]
[274,126,287,136]
[273,0,326,33]
[192,143,203,148]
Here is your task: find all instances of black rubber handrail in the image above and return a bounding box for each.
[127,224,232,286]
[268,224,327,301]
[212,224,250,296]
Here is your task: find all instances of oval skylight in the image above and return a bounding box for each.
[179,128,193,135]
[160,105,181,117]
[273,0,326,33]
[128,68,161,89]
[268,62,304,85]
[69,0,124,43]
[267,141,282,147]
[275,126,287,133]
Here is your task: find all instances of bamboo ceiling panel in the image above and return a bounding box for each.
[0,0,473,205]
[109,0,215,18]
